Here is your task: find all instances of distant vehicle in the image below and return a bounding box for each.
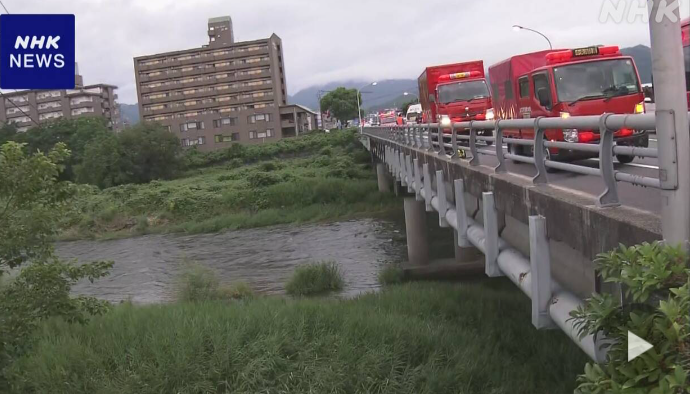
[406,104,422,125]
[379,110,397,126]
[488,45,647,164]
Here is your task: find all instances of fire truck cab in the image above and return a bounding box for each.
[489,46,648,164]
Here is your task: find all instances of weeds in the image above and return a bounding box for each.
[285,261,344,296]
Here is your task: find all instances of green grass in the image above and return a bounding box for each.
[5,280,589,393]
[378,264,404,286]
[176,262,254,302]
[61,130,401,240]
[285,261,345,296]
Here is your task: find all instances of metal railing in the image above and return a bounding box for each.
[365,112,661,207]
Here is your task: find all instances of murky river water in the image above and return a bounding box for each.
[57,219,408,304]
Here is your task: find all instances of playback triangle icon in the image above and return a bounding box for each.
[628,331,653,361]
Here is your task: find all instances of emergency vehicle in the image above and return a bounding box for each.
[488,45,648,164]
[406,104,422,125]
[379,110,397,126]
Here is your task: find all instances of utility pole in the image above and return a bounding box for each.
[647,0,689,247]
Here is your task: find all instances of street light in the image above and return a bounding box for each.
[512,25,553,50]
[357,81,377,133]
[403,92,418,100]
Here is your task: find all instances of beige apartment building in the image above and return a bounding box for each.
[0,71,122,132]
[134,16,317,152]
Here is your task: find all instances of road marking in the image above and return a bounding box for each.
[587,158,659,170]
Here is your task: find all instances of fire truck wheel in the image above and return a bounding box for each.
[615,154,634,164]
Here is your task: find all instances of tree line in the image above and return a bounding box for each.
[0,118,182,189]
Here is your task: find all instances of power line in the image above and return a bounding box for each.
[0,0,9,14]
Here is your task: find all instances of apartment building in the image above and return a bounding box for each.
[0,72,122,132]
[134,16,316,152]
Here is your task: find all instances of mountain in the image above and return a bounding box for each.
[288,79,418,112]
[288,45,652,113]
[621,45,652,84]
[119,103,140,126]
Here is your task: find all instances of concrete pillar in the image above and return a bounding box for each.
[454,230,482,263]
[376,163,390,192]
[404,198,429,266]
[393,179,401,196]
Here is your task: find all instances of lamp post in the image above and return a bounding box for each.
[403,92,418,100]
[512,25,553,50]
[317,89,332,130]
[357,81,377,133]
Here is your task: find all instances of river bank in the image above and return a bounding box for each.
[59,130,400,241]
[5,281,588,394]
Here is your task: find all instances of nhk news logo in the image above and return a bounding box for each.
[0,14,75,89]
[600,0,684,23]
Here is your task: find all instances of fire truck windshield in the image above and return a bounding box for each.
[553,59,640,104]
[437,80,489,104]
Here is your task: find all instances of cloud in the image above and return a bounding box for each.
[7,0,689,103]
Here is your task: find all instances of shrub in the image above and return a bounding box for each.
[378,264,404,286]
[285,261,344,296]
[176,262,221,302]
[176,262,254,302]
[570,242,689,394]
[247,171,282,188]
[218,281,255,300]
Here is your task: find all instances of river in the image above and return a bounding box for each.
[57,219,408,304]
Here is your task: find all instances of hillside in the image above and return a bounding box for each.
[620,45,652,84]
[119,103,140,126]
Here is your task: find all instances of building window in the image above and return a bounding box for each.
[249,131,257,139]
[248,113,271,124]
[213,117,237,128]
[180,121,204,132]
[181,136,205,146]
[214,133,239,143]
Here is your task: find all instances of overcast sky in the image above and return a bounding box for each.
[9,0,690,104]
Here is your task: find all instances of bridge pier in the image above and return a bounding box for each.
[403,198,428,266]
[376,163,390,193]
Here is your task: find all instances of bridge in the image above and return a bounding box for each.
[360,5,689,363]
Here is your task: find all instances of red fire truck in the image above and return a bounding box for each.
[379,109,397,126]
[418,61,494,131]
[488,45,648,164]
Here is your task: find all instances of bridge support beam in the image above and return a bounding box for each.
[376,163,390,193]
[454,230,483,263]
[404,198,429,266]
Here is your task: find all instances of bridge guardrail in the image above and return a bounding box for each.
[364,112,661,207]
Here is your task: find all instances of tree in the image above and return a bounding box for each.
[10,118,111,181]
[0,142,111,386]
[118,122,182,184]
[75,133,128,188]
[320,87,360,125]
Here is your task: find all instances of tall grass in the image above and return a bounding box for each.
[176,262,253,302]
[285,261,345,296]
[6,280,588,393]
[378,264,404,286]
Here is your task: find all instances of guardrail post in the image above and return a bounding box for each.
[436,170,449,227]
[647,0,690,246]
[494,122,507,173]
[483,192,502,277]
[406,154,414,193]
[597,113,620,207]
[454,179,471,247]
[399,152,407,187]
[423,163,433,212]
[417,126,423,148]
[437,126,445,156]
[529,215,556,329]
[413,158,423,201]
[450,123,459,159]
[426,124,434,152]
[469,121,480,166]
[532,117,548,185]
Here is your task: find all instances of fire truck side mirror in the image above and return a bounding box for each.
[428,94,435,103]
[537,88,551,109]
